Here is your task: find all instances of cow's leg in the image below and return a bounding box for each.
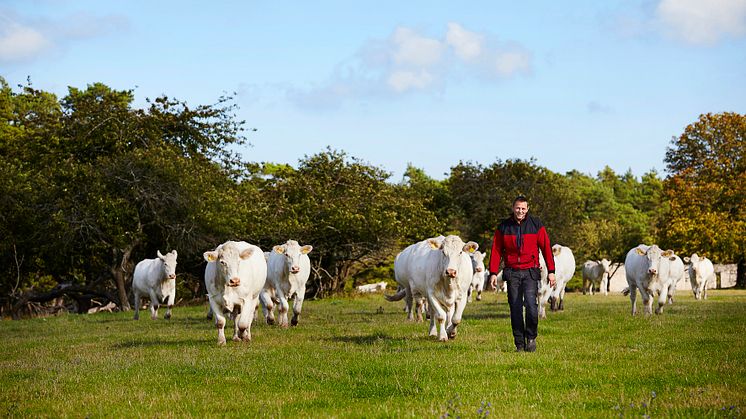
[628,284,638,315]
[467,286,473,303]
[448,292,468,339]
[291,291,304,326]
[656,289,667,314]
[259,289,275,325]
[415,298,425,323]
[238,299,257,342]
[703,284,708,300]
[206,305,213,320]
[231,308,242,341]
[427,293,448,342]
[639,288,653,315]
[405,287,415,321]
[149,291,159,320]
[602,275,609,296]
[582,278,588,295]
[476,283,482,301]
[164,293,174,320]
[274,289,289,328]
[559,287,566,311]
[133,291,141,320]
[210,301,227,346]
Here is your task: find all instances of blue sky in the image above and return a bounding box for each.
[2,1,745,180]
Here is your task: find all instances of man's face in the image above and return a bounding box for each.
[513,201,528,222]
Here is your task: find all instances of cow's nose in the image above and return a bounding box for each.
[476,267,483,272]
[228,277,241,287]
[168,274,176,279]
[446,268,457,278]
[290,266,300,274]
[648,269,657,275]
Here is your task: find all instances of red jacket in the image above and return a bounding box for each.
[489,214,555,274]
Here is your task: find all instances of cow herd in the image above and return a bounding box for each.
[130,236,717,345]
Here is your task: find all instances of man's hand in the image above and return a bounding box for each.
[489,274,498,290]
[548,273,556,288]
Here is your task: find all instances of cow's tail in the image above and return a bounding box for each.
[621,287,630,296]
[384,287,406,302]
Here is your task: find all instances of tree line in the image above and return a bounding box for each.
[1,78,743,318]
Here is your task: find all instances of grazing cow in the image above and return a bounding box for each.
[468,251,486,302]
[582,259,611,296]
[623,244,684,315]
[537,245,575,319]
[204,241,267,345]
[385,236,445,321]
[259,240,313,327]
[356,281,388,293]
[684,253,715,300]
[133,250,178,320]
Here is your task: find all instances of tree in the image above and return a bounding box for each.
[662,112,746,287]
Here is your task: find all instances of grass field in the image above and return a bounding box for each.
[2,289,745,418]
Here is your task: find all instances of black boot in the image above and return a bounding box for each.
[526,338,537,352]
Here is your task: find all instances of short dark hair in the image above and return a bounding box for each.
[512,195,528,206]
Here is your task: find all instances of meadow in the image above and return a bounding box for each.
[1,289,745,418]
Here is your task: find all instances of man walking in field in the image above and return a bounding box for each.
[488,195,556,352]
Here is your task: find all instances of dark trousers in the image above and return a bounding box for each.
[505,268,540,348]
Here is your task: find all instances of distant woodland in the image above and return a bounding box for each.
[1,78,743,317]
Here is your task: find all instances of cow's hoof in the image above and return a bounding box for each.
[218,340,226,346]
[266,318,275,325]
[164,313,171,320]
[232,335,241,342]
[133,315,139,320]
[438,336,448,342]
[291,318,298,326]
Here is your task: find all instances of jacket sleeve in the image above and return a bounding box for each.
[537,225,555,273]
[489,229,503,275]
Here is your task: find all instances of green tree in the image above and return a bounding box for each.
[662,112,746,287]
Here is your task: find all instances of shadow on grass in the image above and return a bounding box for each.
[112,337,213,348]
[328,333,407,345]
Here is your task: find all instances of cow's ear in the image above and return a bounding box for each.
[661,250,673,258]
[428,239,441,249]
[273,245,285,254]
[172,250,178,259]
[301,245,313,254]
[157,250,165,260]
[635,247,646,255]
[463,242,478,253]
[204,251,218,262]
[683,257,691,263]
[240,248,255,260]
[552,246,561,256]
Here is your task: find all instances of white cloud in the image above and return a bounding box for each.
[0,9,128,64]
[288,23,532,110]
[446,23,483,61]
[391,27,445,68]
[0,16,51,63]
[656,0,746,44]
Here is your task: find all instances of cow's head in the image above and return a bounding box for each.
[635,245,675,278]
[552,245,563,256]
[157,250,178,280]
[687,253,707,279]
[273,240,312,274]
[203,242,255,287]
[429,235,478,280]
[470,251,485,274]
[600,258,611,273]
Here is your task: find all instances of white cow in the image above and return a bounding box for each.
[468,251,486,302]
[538,245,575,319]
[623,244,684,315]
[356,281,388,293]
[259,240,313,327]
[132,250,178,320]
[396,235,478,341]
[204,241,267,345]
[384,235,445,321]
[684,253,715,300]
[582,259,611,296]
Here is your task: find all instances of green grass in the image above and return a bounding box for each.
[2,290,745,418]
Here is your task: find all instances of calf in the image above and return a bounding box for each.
[132,250,178,320]
[582,259,611,296]
[259,240,313,327]
[204,241,267,345]
[468,251,486,302]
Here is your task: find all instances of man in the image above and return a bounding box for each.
[489,195,556,352]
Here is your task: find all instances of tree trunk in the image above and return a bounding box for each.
[111,245,135,311]
[737,257,746,289]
